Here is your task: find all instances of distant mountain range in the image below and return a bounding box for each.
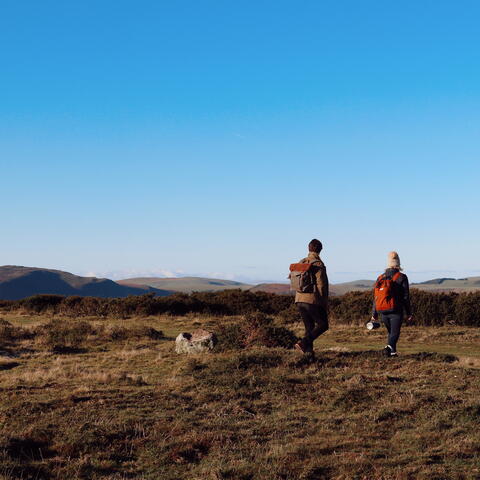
[0,266,172,300]
[118,276,252,293]
[411,277,480,291]
[0,266,479,300]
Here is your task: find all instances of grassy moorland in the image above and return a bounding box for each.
[0,313,479,480]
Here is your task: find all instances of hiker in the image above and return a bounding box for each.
[372,251,413,357]
[289,239,329,358]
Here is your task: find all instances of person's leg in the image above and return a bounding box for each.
[381,314,392,356]
[387,313,403,353]
[309,305,329,342]
[296,303,315,352]
[382,314,391,335]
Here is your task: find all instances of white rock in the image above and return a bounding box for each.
[175,329,217,354]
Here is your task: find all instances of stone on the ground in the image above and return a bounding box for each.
[175,329,217,354]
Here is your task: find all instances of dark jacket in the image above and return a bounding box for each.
[372,268,412,318]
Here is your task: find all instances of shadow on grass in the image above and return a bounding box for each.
[51,346,88,354]
[404,352,458,363]
[0,361,20,371]
[0,348,19,358]
[320,350,459,362]
[3,465,52,480]
[291,349,460,370]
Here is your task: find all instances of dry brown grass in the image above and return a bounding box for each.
[0,315,479,479]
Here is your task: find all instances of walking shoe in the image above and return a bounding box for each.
[383,345,392,357]
[390,351,398,357]
[295,351,315,366]
[294,341,306,353]
[304,351,315,363]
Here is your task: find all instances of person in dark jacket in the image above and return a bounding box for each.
[294,239,329,359]
[371,251,413,357]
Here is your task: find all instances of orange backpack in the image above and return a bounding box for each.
[374,272,401,313]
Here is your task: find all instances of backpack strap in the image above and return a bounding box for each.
[392,271,402,283]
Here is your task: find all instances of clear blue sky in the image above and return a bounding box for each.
[1,0,479,283]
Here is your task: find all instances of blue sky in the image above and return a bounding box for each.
[1,0,479,283]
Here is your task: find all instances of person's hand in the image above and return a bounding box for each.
[371,315,378,322]
[406,315,414,323]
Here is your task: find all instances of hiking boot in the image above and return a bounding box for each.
[295,351,315,366]
[383,346,392,357]
[304,351,315,362]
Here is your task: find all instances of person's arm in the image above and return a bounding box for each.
[315,265,329,300]
[371,277,378,319]
[372,297,378,320]
[401,275,413,318]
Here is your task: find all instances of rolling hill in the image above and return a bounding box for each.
[249,280,376,296]
[0,266,172,300]
[118,276,252,293]
[329,280,375,295]
[411,276,480,292]
[248,283,292,295]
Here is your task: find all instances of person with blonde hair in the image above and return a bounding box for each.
[371,251,413,357]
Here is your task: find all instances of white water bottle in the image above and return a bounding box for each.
[366,320,380,330]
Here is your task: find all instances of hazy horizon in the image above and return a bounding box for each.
[74,267,480,285]
[3,263,479,285]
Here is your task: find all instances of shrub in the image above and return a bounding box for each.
[2,289,480,327]
[454,292,480,326]
[41,320,95,352]
[20,295,65,313]
[277,303,300,324]
[216,324,244,351]
[217,312,297,350]
[329,291,372,324]
[0,319,16,344]
[57,296,104,317]
[0,318,34,344]
[0,300,15,311]
[410,290,455,326]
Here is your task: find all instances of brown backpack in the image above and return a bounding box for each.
[374,272,401,313]
[289,262,318,293]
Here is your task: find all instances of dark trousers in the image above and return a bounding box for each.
[296,303,329,352]
[381,312,403,353]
